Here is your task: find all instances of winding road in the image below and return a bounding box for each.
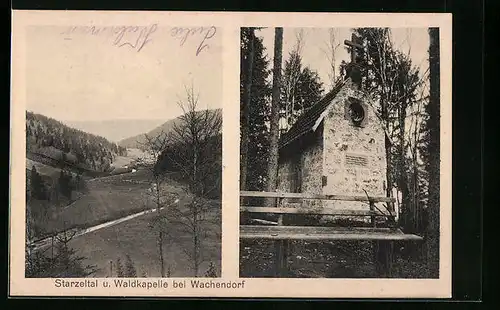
[28,149,173,252]
[29,206,167,252]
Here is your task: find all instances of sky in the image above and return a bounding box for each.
[26,25,222,122]
[25,26,429,123]
[257,27,430,89]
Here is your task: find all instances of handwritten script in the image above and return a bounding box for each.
[170,26,217,56]
[60,25,217,56]
[61,24,158,53]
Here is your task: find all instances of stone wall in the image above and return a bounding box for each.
[321,79,387,213]
[277,158,293,193]
[299,131,323,209]
[277,130,323,208]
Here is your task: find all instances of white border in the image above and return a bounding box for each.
[10,10,452,298]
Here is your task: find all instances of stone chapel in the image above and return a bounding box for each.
[276,38,388,213]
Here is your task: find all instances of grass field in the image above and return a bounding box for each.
[110,148,145,169]
[31,166,221,277]
[28,149,175,238]
[36,168,185,237]
[28,147,222,277]
[68,202,221,278]
[26,158,73,178]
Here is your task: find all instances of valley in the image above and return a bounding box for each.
[25,110,222,278]
[28,148,221,277]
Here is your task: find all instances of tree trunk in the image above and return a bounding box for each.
[267,28,285,276]
[193,223,199,277]
[382,104,393,198]
[427,27,440,278]
[266,27,283,201]
[159,231,165,277]
[240,28,255,191]
[156,177,165,277]
[397,104,411,232]
[192,148,200,277]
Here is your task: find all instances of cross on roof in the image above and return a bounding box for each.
[344,33,364,64]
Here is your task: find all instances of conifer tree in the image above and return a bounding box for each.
[125,254,137,277]
[30,166,44,200]
[240,27,255,190]
[281,51,324,129]
[116,257,124,277]
[240,28,272,191]
[424,27,440,278]
[350,28,424,228]
[204,261,218,277]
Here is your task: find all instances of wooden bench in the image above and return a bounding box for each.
[240,190,423,277]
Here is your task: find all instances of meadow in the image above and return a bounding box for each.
[30,164,221,277]
[69,203,221,277]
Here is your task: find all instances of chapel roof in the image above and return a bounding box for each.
[279,78,348,149]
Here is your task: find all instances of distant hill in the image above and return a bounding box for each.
[119,108,222,149]
[26,111,127,173]
[64,119,166,142]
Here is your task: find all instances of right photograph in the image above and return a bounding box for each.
[239,27,440,278]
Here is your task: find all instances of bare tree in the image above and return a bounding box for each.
[321,28,342,90]
[354,29,425,207]
[141,130,177,277]
[157,83,222,277]
[405,82,429,232]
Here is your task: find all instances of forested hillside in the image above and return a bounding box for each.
[26,111,127,172]
[119,109,222,150]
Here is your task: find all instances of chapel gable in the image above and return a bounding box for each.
[276,76,387,213]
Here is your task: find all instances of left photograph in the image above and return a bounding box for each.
[24,25,222,278]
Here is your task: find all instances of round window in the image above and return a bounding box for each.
[348,101,365,125]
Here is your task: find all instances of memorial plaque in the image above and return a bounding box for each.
[345,153,369,167]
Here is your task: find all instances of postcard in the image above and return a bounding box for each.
[10,10,452,298]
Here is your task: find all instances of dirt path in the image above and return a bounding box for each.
[63,199,79,209]
[29,205,170,252]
